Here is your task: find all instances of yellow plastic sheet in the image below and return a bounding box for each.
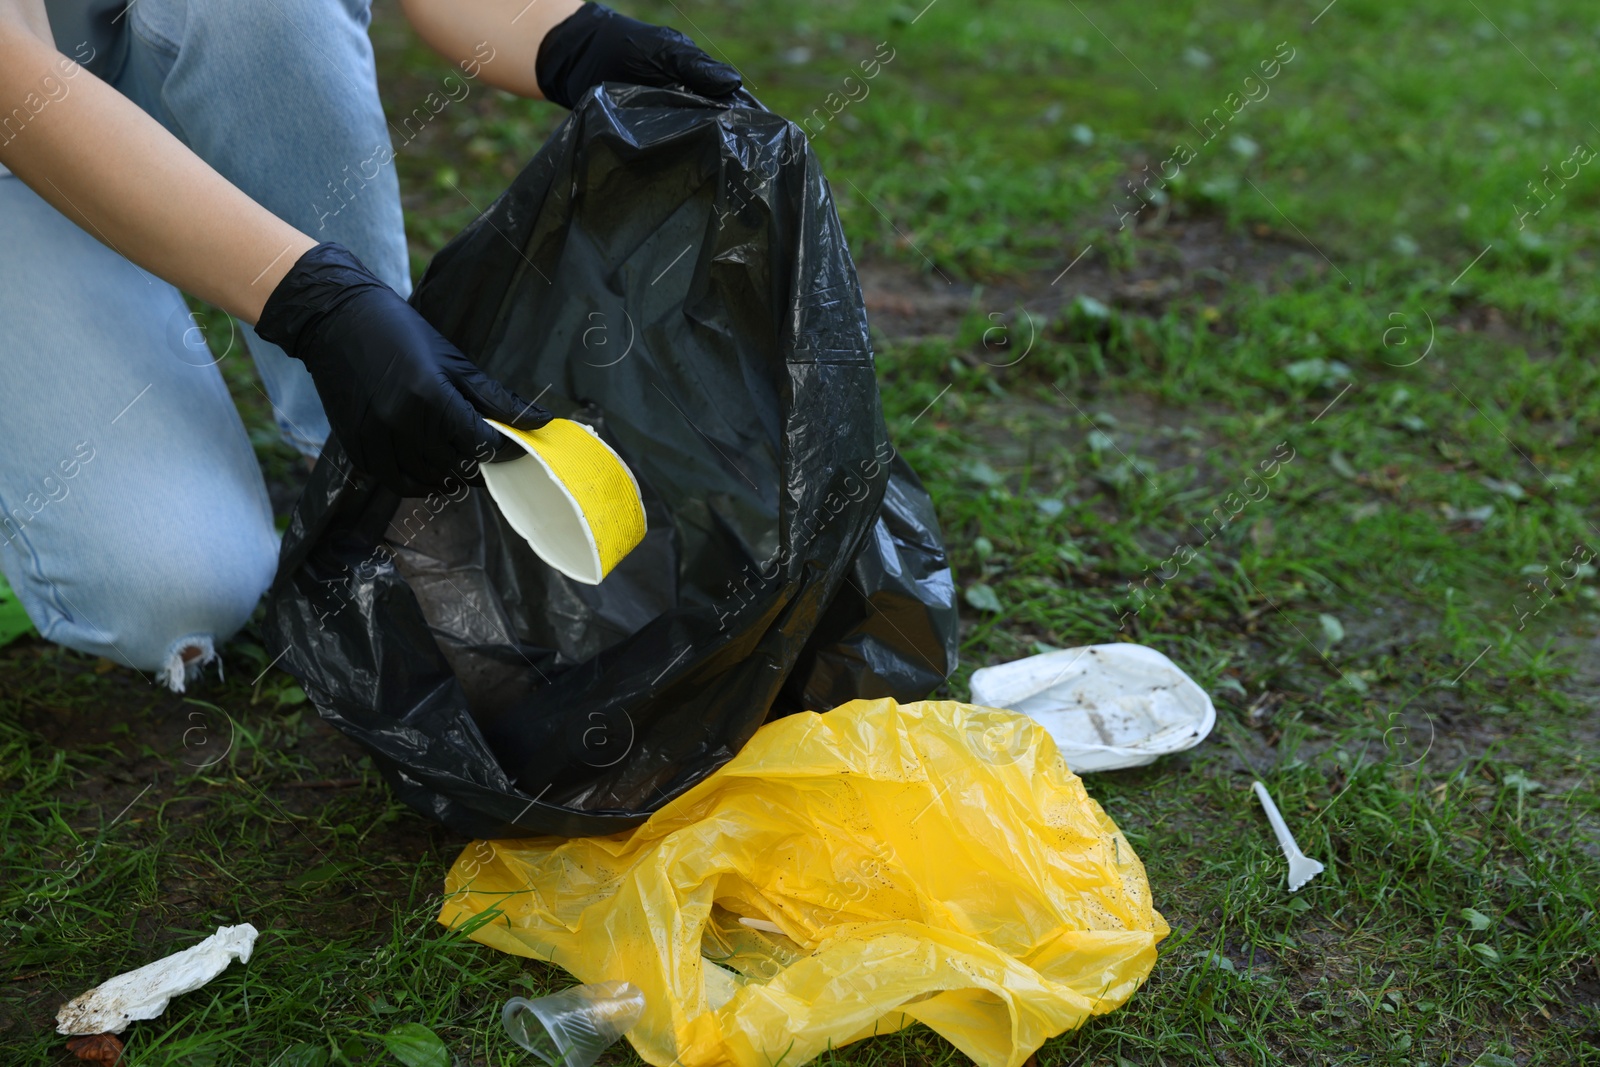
[439,699,1168,1067]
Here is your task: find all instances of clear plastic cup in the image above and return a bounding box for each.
[501,981,646,1067]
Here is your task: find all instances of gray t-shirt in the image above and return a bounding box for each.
[45,0,129,81]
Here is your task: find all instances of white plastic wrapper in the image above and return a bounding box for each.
[968,644,1215,772]
[56,923,258,1035]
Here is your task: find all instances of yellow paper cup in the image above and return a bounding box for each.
[480,418,647,585]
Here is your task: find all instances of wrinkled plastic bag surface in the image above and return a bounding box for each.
[440,699,1167,1067]
[263,84,958,838]
[56,924,258,1035]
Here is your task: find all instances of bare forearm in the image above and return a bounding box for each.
[0,14,314,322]
[400,0,583,98]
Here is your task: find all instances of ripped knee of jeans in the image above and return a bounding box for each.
[158,633,220,693]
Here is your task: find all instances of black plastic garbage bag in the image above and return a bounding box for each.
[264,85,959,838]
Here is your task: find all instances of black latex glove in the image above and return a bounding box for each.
[535,2,741,109]
[256,242,551,496]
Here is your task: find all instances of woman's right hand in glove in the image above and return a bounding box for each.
[256,242,551,497]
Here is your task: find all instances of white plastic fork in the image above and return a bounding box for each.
[1252,781,1325,892]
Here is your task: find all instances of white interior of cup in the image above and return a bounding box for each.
[480,449,604,585]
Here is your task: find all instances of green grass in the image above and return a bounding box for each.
[4,0,1599,1064]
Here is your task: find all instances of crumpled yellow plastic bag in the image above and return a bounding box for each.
[438,698,1167,1067]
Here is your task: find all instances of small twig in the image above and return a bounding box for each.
[280,778,364,789]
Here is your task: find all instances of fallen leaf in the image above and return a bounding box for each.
[964,461,1005,487]
[1085,429,1116,454]
[1441,503,1494,525]
[65,1033,123,1065]
[1285,358,1352,389]
[1071,294,1111,321]
[1480,477,1525,500]
[287,862,354,890]
[380,1023,449,1067]
[965,583,1003,613]
[1348,501,1383,521]
[1502,770,1544,794]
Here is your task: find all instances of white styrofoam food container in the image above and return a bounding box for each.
[968,643,1215,772]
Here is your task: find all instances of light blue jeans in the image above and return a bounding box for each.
[0,0,410,688]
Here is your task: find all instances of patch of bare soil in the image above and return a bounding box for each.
[857,216,1322,344]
